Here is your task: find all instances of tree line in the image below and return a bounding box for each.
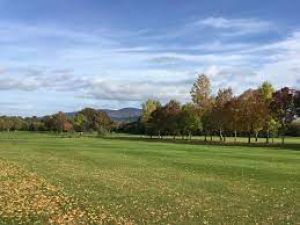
[121,74,300,144]
[0,108,114,134]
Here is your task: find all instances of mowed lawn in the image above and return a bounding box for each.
[0,132,299,224]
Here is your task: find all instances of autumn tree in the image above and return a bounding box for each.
[190,74,213,140]
[211,88,233,141]
[141,99,161,137]
[258,81,275,143]
[164,100,181,139]
[73,113,87,132]
[294,90,300,116]
[238,89,267,143]
[190,74,212,109]
[79,108,113,132]
[223,97,240,142]
[270,87,296,144]
[141,99,161,123]
[148,106,167,138]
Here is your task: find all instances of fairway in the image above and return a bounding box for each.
[0,132,299,224]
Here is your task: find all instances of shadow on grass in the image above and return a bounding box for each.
[104,136,300,151]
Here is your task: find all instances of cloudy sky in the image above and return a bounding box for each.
[0,0,299,116]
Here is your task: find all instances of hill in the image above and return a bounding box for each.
[66,107,141,122]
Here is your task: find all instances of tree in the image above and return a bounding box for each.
[148,106,167,138]
[141,99,161,123]
[79,108,113,132]
[190,74,212,109]
[178,103,201,140]
[55,111,69,132]
[164,100,181,139]
[294,90,300,117]
[238,89,267,143]
[270,87,296,144]
[259,81,274,100]
[223,97,240,142]
[141,99,161,137]
[190,74,213,141]
[211,88,233,141]
[258,81,275,143]
[73,113,87,132]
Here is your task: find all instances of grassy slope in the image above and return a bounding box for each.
[0,132,299,224]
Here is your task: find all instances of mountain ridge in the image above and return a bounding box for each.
[65,107,142,122]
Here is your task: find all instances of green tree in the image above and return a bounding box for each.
[141,99,161,123]
[178,103,201,140]
[73,113,87,132]
[141,99,161,137]
[258,81,275,143]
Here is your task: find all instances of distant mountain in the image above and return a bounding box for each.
[66,107,142,123]
[101,108,142,122]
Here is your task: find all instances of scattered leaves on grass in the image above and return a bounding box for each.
[0,159,133,225]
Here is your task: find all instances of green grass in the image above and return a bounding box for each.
[0,132,299,224]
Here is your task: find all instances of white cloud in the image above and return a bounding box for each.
[193,17,274,35]
[0,18,299,115]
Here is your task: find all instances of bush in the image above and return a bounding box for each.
[97,127,110,137]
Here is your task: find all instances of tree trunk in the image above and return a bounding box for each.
[248,132,251,144]
[234,130,237,143]
[219,129,223,141]
[210,133,213,142]
[189,131,192,141]
[266,130,269,144]
[255,131,258,143]
[281,124,286,144]
[204,132,207,142]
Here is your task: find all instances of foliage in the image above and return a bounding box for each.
[124,76,299,141]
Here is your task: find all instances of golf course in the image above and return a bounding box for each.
[0,132,298,224]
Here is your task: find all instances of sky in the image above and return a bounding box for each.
[0,0,299,116]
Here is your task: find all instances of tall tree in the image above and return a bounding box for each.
[238,89,267,143]
[294,90,300,117]
[164,100,181,139]
[270,87,296,144]
[55,111,69,132]
[179,103,201,140]
[259,81,274,100]
[223,97,240,142]
[141,99,161,137]
[190,74,213,140]
[211,88,233,141]
[190,74,212,109]
[148,106,167,138]
[79,108,113,132]
[258,81,275,143]
[73,113,87,132]
[141,99,161,123]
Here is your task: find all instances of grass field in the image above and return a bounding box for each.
[0,132,299,224]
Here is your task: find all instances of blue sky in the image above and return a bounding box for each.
[0,0,299,116]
